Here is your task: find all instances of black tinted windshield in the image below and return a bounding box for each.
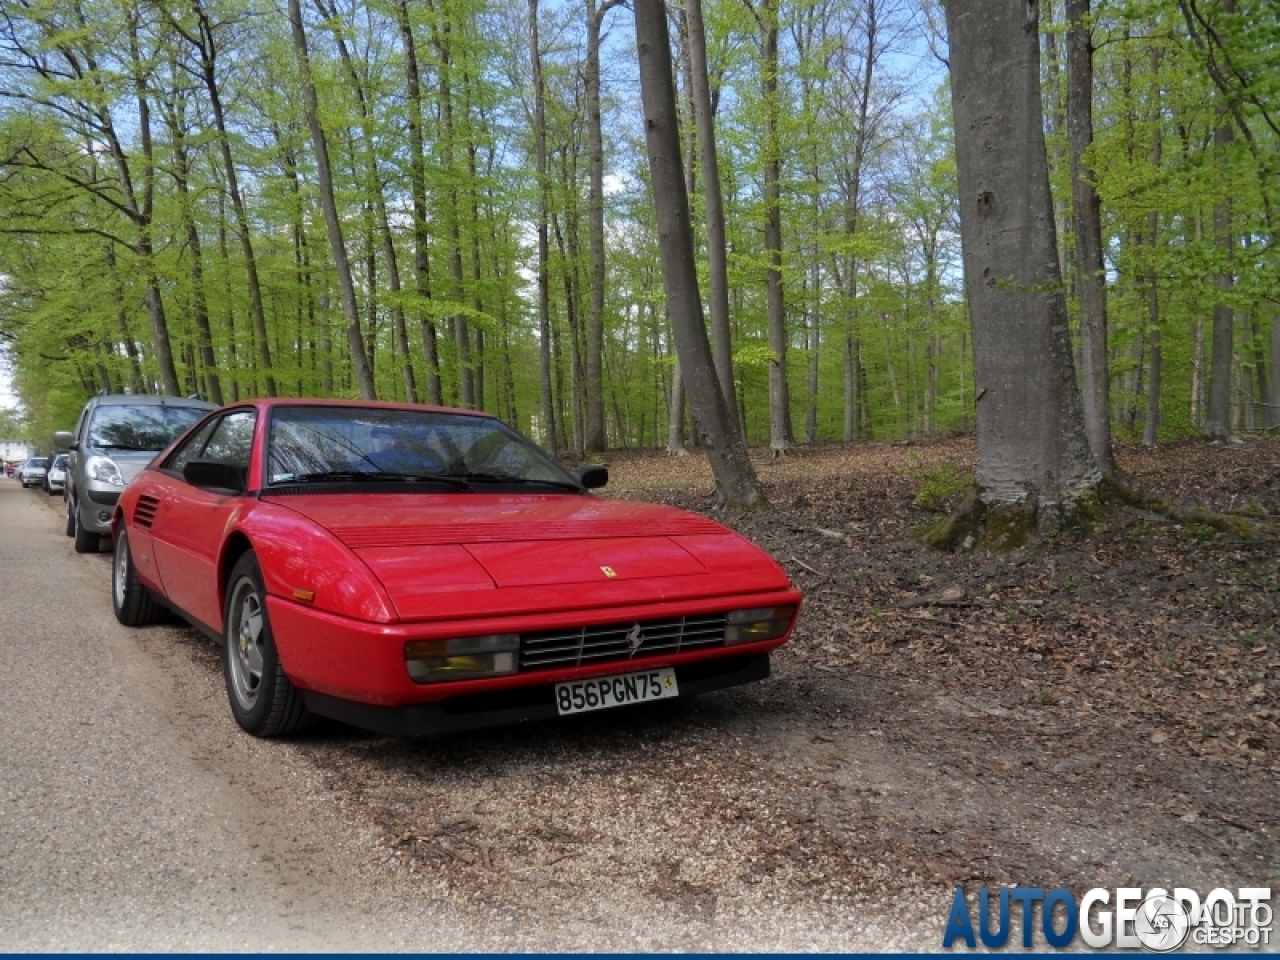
[28,458,47,467]
[268,407,577,488]
[89,404,210,451]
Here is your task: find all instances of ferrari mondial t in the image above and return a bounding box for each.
[111,400,802,738]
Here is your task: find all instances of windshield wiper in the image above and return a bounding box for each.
[94,442,160,451]
[446,471,581,492]
[276,470,472,490]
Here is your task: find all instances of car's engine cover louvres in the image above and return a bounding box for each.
[133,495,160,529]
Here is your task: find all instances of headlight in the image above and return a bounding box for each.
[85,455,125,486]
[724,605,797,645]
[405,634,519,683]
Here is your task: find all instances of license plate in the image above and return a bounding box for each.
[555,668,678,716]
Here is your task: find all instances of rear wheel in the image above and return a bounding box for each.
[223,552,311,738]
[72,503,99,553]
[112,529,165,626]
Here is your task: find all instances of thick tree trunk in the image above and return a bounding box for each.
[634,0,765,509]
[667,359,688,455]
[940,0,1100,543]
[288,0,374,399]
[1066,0,1113,472]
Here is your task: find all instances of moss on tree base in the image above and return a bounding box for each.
[923,476,1276,552]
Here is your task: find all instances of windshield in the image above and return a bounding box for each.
[88,404,209,451]
[28,458,47,467]
[267,406,577,488]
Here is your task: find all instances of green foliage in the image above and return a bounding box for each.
[910,458,973,512]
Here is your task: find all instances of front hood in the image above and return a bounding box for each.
[267,493,792,621]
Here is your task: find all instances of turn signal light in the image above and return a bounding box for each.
[405,634,519,683]
[724,605,797,645]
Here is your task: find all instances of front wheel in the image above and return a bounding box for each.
[64,497,75,538]
[72,504,99,553]
[112,529,165,626]
[223,552,311,738]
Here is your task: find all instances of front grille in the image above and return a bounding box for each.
[520,613,727,670]
[134,495,159,528]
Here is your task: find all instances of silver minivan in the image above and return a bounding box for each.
[56,394,217,553]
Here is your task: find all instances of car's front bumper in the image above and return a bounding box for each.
[267,589,799,720]
[301,653,771,737]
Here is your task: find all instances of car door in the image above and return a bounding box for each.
[149,410,257,632]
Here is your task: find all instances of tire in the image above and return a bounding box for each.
[112,529,165,626]
[72,503,100,554]
[223,552,311,738]
[64,497,75,538]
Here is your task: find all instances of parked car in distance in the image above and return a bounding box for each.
[56,394,218,554]
[17,457,48,488]
[44,453,69,495]
[111,399,802,739]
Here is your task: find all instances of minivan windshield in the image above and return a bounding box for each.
[89,405,209,451]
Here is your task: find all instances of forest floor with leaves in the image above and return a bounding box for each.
[99,435,1279,950]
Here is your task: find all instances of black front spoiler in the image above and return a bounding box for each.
[301,653,771,738]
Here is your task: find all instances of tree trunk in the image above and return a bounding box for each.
[667,358,688,455]
[395,0,442,404]
[686,0,737,416]
[940,0,1100,544]
[1203,0,1236,440]
[757,0,792,457]
[634,0,765,509]
[529,0,558,454]
[1066,0,1113,472]
[584,0,619,452]
[188,0,275,396]
[288,0,374,399]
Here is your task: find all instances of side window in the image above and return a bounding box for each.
[201,411,256,469]
[166,418,219,475]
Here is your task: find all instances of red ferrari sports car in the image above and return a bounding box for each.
[111,400,801,738]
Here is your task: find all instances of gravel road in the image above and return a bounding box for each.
[0,481,491,951]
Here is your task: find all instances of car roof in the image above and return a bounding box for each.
[236,397,494,419]
[88,394,218,409]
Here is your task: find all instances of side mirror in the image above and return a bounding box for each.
[184,459,247,494]
[54,431,75,451]
[573,465,609,490]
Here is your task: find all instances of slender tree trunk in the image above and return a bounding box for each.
[395,0,442,404]
[288,0,374,399]
[667,358,688,455]
[529,0,558,453]
[635,0,765,508]
[941,0,1100,540]
[584,0,619,451]
[1066,0,1113,472]
[686,0,737,415]
[754,0,792,456]
[167,101,222,405]
[186,0,275,396]
[1203,0,1236,440]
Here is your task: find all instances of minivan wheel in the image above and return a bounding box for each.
[64,497,75,538]
[72,504,100,554]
